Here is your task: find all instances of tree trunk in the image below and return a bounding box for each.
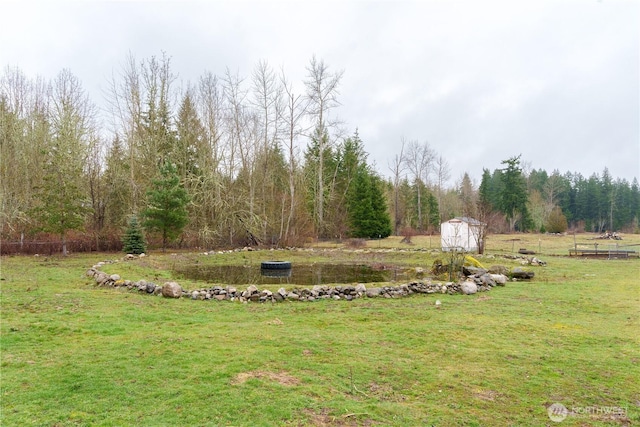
[61,232,68,257]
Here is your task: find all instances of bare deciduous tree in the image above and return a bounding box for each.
[388,136,407,235]
[304,55,343,236]
[404,139,435,231]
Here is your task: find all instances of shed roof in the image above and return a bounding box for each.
[443,216,485,226]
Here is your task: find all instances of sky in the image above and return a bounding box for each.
[1,0,638,187]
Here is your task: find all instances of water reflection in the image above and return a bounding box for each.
[175,263,412,286]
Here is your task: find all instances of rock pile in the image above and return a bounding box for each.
[86,258,517,303]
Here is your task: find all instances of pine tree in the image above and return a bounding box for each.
[348,165,391,238]
[499,155,531,231]
[122,215,146,254]
[142,161,190,251]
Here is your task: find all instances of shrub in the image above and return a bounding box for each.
[546,206,568,234]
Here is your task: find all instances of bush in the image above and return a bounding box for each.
[546,206,568,234]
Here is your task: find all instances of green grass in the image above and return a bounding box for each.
[1,234,639,426]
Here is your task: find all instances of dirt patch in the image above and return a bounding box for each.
[231,370,300,386]
[368,382,406,402]
[473,389,500,401]
[296,408,379,426]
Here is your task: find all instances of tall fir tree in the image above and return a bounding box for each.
[347,164,392,238]
[142,161,190,251]
[499,155,531,231]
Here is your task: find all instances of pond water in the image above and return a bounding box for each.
[174,263,416,286]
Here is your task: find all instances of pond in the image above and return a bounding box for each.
[174,263,418,286]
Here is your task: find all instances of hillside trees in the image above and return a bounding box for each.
[0,67,50,240]
[2,56,639,253]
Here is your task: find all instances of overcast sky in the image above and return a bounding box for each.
[2,0,638,186]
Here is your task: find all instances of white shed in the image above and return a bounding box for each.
[440,217,484,252]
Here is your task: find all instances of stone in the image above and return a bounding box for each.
[510,268,535,280]
[355,283,367,293]
[415,267,425,275]
[463,266,487,276]
[277,288,288,298]
[287,293,300,301]
[95,272,109,285]
[490,274,508,285]
[365,287,382,298]
[192,291,200,300]
[479,273,496,287]
[488,265,509,275]
[246,285,258,295]
[460,280,478,295]
[214,294,226,301]
[162,282,182,298]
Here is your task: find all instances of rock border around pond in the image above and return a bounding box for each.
[85,255,535,303]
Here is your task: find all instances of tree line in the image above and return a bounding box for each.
[1,54,638,253]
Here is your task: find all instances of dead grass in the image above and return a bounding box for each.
[296,408,379,427]
[231,370,300,387]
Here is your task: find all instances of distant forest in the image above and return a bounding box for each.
[2,54,638,253]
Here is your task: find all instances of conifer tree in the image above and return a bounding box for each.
[122,215,146,254]
[142,161,190,251]
[348,165,391,238]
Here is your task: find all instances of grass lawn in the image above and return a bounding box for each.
[1,233,638,426]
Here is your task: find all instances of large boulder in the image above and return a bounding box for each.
[460,280,478,295]
[488,265,509,275]
[162,282,182,298]
[489,274,508,285]
[510,268,535,280]
[365,287,382,298]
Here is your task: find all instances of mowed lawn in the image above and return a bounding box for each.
[1,233,638,426]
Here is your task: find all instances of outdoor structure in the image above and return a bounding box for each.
[441,217,485,253]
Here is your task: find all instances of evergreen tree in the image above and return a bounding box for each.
[31,146,91,256]
[30,69,93,256]
[142,161,190,251]
[499,155,531,231]
[348,165,391,238]
[122,215,146,254]
[426,191,440,230]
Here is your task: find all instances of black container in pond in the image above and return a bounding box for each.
[174,263,413,286]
